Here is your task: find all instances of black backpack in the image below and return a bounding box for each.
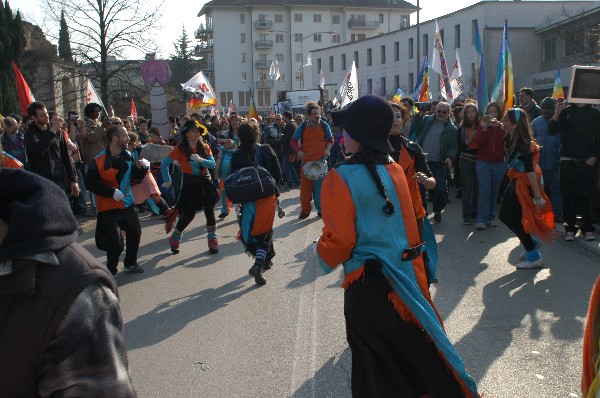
[224,145,277,204]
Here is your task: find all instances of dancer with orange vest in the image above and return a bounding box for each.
[316,96,478,397]
[86,125,149,276]
[290,101,334,219]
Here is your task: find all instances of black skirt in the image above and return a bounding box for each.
[344,261,466,398]
[176,174,219,213]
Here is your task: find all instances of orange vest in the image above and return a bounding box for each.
[93,151,135,212]
[301,125,327,162]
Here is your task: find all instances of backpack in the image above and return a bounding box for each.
[224,145,277,204]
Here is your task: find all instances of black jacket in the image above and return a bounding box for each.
[549,104,600,160]
[24,123,77,188]
[231,144,282,182]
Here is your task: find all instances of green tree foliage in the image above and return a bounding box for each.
[0,1,26,115]
[58,10,73,62]
[169,26,203,99]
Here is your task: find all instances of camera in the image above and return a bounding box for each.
[415,102,432,112]
[70,114,80,122]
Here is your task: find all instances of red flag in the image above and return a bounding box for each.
[11,61,35,115]
[130,98,138,122]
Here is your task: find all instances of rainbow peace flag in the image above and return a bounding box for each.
[473,20,489,114]
[248,87,259,119]
[392,87,405,103]
[490,20,514,114]
[552,70,565,99]
[412,55,429,102]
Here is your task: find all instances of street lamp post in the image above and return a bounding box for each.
[267,29,335,90]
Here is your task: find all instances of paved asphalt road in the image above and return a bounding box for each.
[78,186,599,398]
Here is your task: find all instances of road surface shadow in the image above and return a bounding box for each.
[290,348,352,398]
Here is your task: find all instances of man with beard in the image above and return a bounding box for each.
[86,125,149,276]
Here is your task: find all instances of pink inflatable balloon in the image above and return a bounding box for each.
[141,60,172,85]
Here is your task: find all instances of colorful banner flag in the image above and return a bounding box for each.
[130,98,138,122]
[86,79,107,114]
[181,71,217,106]
[431,20,453,101]
[413,55,429,102]
[490,20,514,114]
[11,60,36,115]
[338,60,358,108]
[473,19,489,114]
[189,98,212,109]
[248,87,259,119]
[450,48,464,100]
[552,69,565,99]
[392,87,405,103]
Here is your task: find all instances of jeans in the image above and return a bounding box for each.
[560,160,595,233]
[460,157,478,221]
[476,160,506,224]
[282,155,300,187]
[541,168,562,217]
[420,161,447,214]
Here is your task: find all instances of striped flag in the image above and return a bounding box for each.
[248,87,259,119]
[473,19,489,113]
[431,20,453,101]
[392,87,405,103]
[11,61,35,115]
[490,20,514,114]
[227,99,235,116]
[552,69,565,99]
[413,55,429,102]
[130,98,138,122]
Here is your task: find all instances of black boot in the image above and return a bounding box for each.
[248,260,267,285]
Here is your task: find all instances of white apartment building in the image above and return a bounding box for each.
[197,0,417,112]
[310,0,597,104]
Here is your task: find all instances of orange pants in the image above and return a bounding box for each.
[300,166,324,214]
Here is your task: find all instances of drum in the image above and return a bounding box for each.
[140,143,174,163]
[303,160,328,180]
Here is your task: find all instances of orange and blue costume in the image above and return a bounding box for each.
[291,120,333,215]
[316,160,478,397]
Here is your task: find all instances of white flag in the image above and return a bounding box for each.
[319,69,325,89]
[303,54,312,67]
[181,71,217,105]
[86,80,107,113]
[339,60,358,107]
[269,61,276,79]
[450,48,464,99]
[274,59,281,81]
[431,20,453,100]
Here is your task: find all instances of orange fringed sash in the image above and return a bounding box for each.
[582,277,600,397]
[507,143,557,243]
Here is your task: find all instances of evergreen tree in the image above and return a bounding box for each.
[58,10,73,62]
[0,1,25,115]
[170,26,200,92]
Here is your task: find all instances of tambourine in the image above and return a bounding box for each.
[303,160,328,180]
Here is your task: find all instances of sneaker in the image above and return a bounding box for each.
[475,223,486,230]
[125,263,144,273]
[317,211,322,218]
[565,231,576,241]
[208,237,219,254]
[169,235,180,254]
[486,220,498,228]
[262,260,273,270]
[516,258,544,270]
[433,213,442,223]
[298,212,310,219]
[519,240,541,260]
[463,219,472,225]
[585,232,596,241]
[218,212,229,219]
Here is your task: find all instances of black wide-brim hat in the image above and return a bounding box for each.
[331,95,394,154]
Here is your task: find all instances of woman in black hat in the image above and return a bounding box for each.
[315,95,478,397]
[161,120,220,254]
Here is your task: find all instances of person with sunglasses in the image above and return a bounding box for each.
[411,102,458,223]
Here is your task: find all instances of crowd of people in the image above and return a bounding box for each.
[1,86,599,396]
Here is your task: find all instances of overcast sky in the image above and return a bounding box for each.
[9,0,567,59]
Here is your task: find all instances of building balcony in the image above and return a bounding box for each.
[256,80,274,89]
[255,59,273,69]
[348,19,381,29]
[254,20,273,30]
[194,43,213,56]
[195,23,213,40]
[254,40,274,49]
